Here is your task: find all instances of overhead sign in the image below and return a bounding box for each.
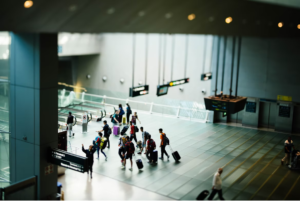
[169,78,189,87]
[277,95,292,102]
[129,85,149,97]
[156,84,169,97]
[201,73,212,81]
[48,148,88,173]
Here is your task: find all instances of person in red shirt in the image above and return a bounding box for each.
[129,121,137,144]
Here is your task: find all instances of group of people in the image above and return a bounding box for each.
[81,103,170,177]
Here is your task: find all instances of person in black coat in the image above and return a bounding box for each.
[82,144,96,179]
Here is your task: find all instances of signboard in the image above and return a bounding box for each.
[48,148,88,173]
[129,85,149,97]
[156,84,169,97]
[277,95,292,102]
[211,100,227,112]
[201,72,212,81]
[245,102,256,113]
[82,112,87,123]
[279,105,290,118]
[168,78,189,87]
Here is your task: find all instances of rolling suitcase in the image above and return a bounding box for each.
[152,150,158,163]
[169,145,181,161]
[122,116,126,124]
[196,190,209,200]
[121,125,129,135]
[113,126,120,136]
[136,159,143,169]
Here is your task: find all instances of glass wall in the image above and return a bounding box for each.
[0,32,10,187]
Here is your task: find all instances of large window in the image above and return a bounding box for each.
[0,32,10,187]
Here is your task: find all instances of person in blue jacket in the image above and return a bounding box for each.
[118,104,125,123]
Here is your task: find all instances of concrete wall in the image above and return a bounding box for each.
[73,33,214,107]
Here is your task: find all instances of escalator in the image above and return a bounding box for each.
[72,100,116,117]
[58,108,92,125]
[67,104,105,120]
[58,115,77,130]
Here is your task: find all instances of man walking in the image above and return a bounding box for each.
[159,128,169,160]
[82,144,96,179]
[208,168,225,200]
[98,120,111,148]
[66,112,74,137]
[138,127,149,154]
[146,135,156,164]
[281,136,294,165]
[123,136,135,170]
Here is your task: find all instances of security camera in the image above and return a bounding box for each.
[179,86,184,91]
[202,89,206,94]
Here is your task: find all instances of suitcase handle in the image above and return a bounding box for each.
[168,145,174,153]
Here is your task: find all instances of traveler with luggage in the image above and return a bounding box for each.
[129,121,137,144]
[66,112,74,137]
[126,103,132,125]
[119,134,127,165]
[94,133,101,159]
[138,127,150,154]
[281,136,294,165]
[208,168,225,200]
[118,104,125,124]
[97,120,111,148]
[82,144,96,179]
[131,112,141,125]
[111,110,120,127]
[122,136,135,170]
[146,135,156,164]
[159,128,170,160]
[99,133,108,160]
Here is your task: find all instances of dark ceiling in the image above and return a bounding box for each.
[1,0,300,37]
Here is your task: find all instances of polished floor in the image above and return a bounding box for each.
[58,111,300,200]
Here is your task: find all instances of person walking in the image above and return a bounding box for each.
[82,144,96,179]
[146,135,156,164]
[131,112,141,125]
[66,112,74,137]
[123,136,135,170]
[98,120,111,148]
[94,133,101,159]
[281,136,294,165]
[138,127,149,154]
[126,103,132,125]
[118,104,125,124]
[129,121,137,144]
[159,128,169,160]
[99,132,108,160]
[208,168,225,200]
[119,134,127,166]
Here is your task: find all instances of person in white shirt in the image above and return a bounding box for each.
[208,168,225,200]
[281,137,294,165]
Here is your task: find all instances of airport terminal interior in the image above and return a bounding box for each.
[1,0,300,201]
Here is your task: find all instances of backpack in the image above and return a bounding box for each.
[101,137,107,149]
[134,126,139,133]
[148,139,156,150]
[120,109,125,115]
[126,141,135,154]
[144,132,151,140]
[95,136,101,146]
[110,115,114,123]
[128,108,132,115]
[107,128,112,136]
[163,134,170,145]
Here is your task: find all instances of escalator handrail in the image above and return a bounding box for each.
[87,113,92,122]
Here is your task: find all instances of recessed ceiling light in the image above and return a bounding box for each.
[107,8,115,14]
[69,5,77,11]
[209,17,214,22]
[138,11,145,17]
[225,17,233,24]
[165,13,172,19]
[188,14,196,21]
[278,22,283,28]
[24,1,33,8]
[297,24,300,29]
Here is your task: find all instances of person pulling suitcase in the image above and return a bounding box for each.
[146,135,156,164]
[159,129,170,160]
[122,136,135,170]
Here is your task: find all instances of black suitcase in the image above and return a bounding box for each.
[152,150,158,163]
[196,190,209,200]
[121,125,129,135]
[172,151,181,161]
[136,159,143,169]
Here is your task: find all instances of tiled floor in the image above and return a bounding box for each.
[59,111,300,200]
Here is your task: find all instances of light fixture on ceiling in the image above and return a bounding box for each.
[102,76,107,82]
[179,86,184,91]
[188,14,196,21]
[209,17,214,22]
[297,24,300,29]
[69,5,77,11]
[225,17,233,24]
[138,11,145,17]
[138,81,143,85]
[24,0,33,8]
[278,22,283,28]
[107,8,115,14]
[120,78,125,84]
[86,75,91,79]
[165,13,172,19]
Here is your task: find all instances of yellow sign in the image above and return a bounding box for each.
[277,95,292,102]
[169,82,173,86]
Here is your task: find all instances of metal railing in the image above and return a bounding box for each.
[58,89,213,123]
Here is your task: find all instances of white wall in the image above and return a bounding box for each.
[74,33,214,107]
[58,33,102,56]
